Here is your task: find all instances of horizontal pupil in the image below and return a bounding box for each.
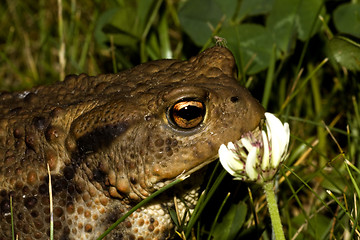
[176,106,203,121]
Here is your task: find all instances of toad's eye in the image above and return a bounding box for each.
[169,100,205,129]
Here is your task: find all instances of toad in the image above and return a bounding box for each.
[0,47,264,239]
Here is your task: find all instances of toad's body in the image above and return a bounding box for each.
[0,47,264,239]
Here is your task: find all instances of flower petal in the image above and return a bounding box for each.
[219,144,236,176]
[245,147,258,180]
[265,112,289,168]
[281,122,290,161]
[219,112,290,183]
[261,130,270,170]
[219,143,244,177]
[240,137,253,153]
[227,142,236,151]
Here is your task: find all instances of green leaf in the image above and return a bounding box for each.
[333,3,360,39]
[328,36,360,72]
[219,24,275,74]
[214,0,238,20]
[290,213,332,239]
[94,8,119,47]
[137,0,157,34]
[110,6,141,38]
[95,0,157,48]
[212,201,247,240]
[295,0,324,41]
[266,0,323,53]
[178,0,224,46]
[238,0,274,20]
[169,208,180,228]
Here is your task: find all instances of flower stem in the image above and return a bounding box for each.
[263,181,285,240]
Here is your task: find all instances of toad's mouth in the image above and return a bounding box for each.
[181,124,263,178]
[153,124,263,191]
[149,125,265,222]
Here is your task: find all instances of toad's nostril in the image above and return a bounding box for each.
[230,96,239,103]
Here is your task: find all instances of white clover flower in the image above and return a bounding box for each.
[219,112,290,183]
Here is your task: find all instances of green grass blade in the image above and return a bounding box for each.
[326,189,360,232]
[96,177,184,240]
[207,192,230,240]
[47,164,54,240]
[185,169,227,238]
[140,0,163,62]
[262,44,277,109]
[280,58,328,112]
[10,195,14,240]
[344,160,360,203]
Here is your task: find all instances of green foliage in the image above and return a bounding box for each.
[95,1,160,50]
[177,0,325,74]
[328,37,360,72]
[290,213,332,239]
[212,201,248,240]
[333,3,360,39]
[1,0,360,239]
[237,0,273,18]
[220,24,274,74]
[178,0,223,46]
[267,0,324,47]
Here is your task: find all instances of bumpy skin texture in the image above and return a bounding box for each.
[0,47,264,239]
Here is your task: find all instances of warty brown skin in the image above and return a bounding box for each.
[0,47,264,239]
